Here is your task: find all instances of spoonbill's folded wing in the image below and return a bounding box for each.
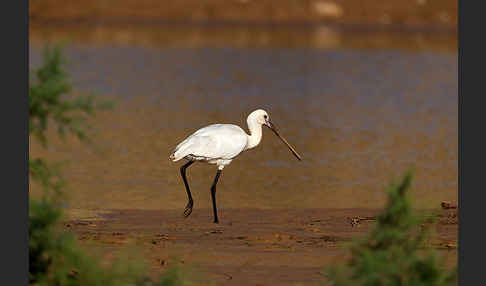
[171,124,248,161]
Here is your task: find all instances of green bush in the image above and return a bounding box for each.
[29,44,188,286]
[326,171,457,286]
[29,44,105,146]
[29,199,139,286]
[29,197,190,286]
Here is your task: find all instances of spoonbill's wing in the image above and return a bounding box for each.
[172,124,248,161]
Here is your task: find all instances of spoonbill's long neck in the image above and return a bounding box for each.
[246,120,263,150]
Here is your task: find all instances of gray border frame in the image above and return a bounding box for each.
[2,0,29,284]
[458,0,483,285]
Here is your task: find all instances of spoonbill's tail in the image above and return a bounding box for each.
[169,143,192,162]
[169,151,185,162]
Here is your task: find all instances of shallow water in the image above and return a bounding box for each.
[29,24,457,210]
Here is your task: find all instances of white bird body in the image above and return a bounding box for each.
[170,123,250,169]
[169,109,301,223]
[170,110,270,170]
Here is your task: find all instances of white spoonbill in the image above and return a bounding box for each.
[169,109,302,223]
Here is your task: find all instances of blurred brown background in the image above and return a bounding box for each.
[30,0,457,30]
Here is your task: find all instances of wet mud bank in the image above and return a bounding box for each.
[65,207,458,285]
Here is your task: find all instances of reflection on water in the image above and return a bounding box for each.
[29,24,457,211]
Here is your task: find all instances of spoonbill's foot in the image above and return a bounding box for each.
[183,201,193,218]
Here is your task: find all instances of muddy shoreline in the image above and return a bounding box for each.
[30,0,457,32]
[65,207,457,285]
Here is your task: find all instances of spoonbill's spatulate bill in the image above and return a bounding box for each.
[169,109,302,223]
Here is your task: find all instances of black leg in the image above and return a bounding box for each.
[180,160,195,218]
[211,169,222,224]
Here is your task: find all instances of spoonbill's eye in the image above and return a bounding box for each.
[264,115,268,119]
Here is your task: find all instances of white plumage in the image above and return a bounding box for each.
[169,109,301,223]
[170,123,248,169]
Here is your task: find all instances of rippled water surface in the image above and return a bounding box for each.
[30,24,457,210]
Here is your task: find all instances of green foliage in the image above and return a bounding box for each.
[29,158,65,201]
[326,171,457,286]
[28,44,186,286]
[29,198,190,286]
[29,44,111,147]
[29,198,63,283]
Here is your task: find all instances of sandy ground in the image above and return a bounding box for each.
[64,207,457,285]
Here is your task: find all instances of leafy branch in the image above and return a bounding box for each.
[326,171,457,286]
[29,44,110,147]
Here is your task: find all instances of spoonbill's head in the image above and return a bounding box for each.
[247,109,270,126]
[247,109,302,161]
